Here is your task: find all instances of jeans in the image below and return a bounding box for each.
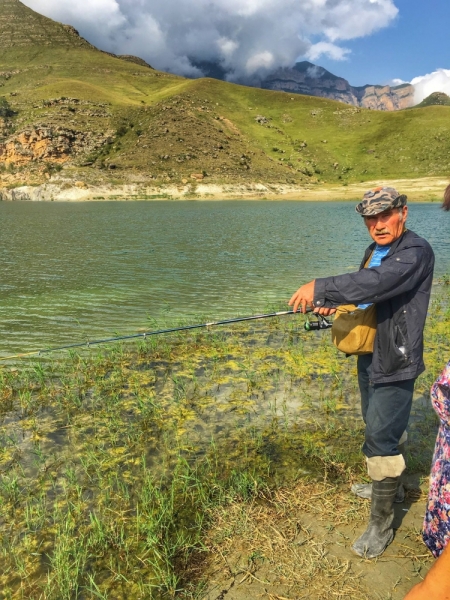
[357,354,415,459]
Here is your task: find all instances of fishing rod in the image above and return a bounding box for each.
[0,309,332,361]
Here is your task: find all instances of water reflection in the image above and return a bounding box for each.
[0,201,448,355]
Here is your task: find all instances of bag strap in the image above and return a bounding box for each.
[364,250,374,269]
[336,251,374,313]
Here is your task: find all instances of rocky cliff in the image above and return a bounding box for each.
[262,62,414,111]
[353,83,413,111]
[0,124,113,166]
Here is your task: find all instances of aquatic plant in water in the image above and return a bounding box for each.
[0,286,448,598]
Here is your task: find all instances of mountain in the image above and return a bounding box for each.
[115,55,153,69]
[262,61,414,111]
[1,0,450,198]
[0,0,93,49]
[415,92,450,108]
[0,0,151,67]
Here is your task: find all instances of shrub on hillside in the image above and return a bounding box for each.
[0,97,14,118]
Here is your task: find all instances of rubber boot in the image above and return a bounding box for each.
[351,441,407,503]
[352,477,397,558]
[351,480,405,503]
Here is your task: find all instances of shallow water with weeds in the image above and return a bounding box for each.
[1,201,449,357]
[0,283,449,599]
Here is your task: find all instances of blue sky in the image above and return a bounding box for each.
[315,0,450,86]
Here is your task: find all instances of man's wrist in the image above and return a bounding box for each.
[312,277,327,308]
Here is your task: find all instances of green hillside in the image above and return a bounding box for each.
[415,92,450,108]
[1,0,450,189]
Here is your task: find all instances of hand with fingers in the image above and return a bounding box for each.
[289,280,337,316]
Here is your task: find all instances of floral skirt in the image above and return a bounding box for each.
[422,360,450,558]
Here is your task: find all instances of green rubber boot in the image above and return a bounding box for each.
[352,477,397,558]
[351,480,405,503]
[351,442,407,502]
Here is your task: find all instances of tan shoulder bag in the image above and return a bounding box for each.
[331,253,377,355]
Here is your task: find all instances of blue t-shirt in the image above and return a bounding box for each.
[358,244,391,309]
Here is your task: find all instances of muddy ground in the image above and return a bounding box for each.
[200,476,432,600]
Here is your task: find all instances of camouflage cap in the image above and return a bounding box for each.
[355,187,407,216]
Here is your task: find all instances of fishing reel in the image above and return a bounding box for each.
[304,312,333,332]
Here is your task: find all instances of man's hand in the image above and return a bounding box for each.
[289,280,337,316]
[314,306,337,316]
[289,280,316,313]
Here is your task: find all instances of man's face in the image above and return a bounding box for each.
[363,206,408,245]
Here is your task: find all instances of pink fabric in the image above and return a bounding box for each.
[423,360,450,557]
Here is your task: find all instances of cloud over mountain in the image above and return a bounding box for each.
[411,69,450,104]
[23,0,398,81]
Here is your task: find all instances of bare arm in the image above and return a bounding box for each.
[404,545,450,600]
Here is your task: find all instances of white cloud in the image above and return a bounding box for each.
[321,0,398,41]
[22,0,399,81]
[411,69,450,104]
[26,0,126,33]
[306,42,351,62]
[390,78,407,86]
[217,38,239,60]
[246,51,275,73]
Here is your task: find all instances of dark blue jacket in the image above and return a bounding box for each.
[313,229,435,384]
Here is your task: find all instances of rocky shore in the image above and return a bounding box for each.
[0,176,447,202]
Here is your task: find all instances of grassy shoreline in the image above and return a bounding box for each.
[0,284,449,598]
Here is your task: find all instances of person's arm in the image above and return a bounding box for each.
[404,544,450,599]
[289,244,434,314]
[313,244,434,309]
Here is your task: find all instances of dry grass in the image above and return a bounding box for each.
[202,481,369,599]
[199,480,432,600]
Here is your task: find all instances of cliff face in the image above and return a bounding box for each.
[262,62,414,111]
[353,84,414,110]
[0,124,113,166]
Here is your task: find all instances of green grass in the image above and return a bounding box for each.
[0,284,448,597]
[415,92,450,108]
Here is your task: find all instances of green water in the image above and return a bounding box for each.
[0,200,448,356]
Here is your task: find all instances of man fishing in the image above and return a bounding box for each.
[289,187,435,559]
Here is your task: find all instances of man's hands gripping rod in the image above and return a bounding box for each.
[289,280,337,317]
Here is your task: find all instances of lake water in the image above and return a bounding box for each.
[0,201,448,356]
